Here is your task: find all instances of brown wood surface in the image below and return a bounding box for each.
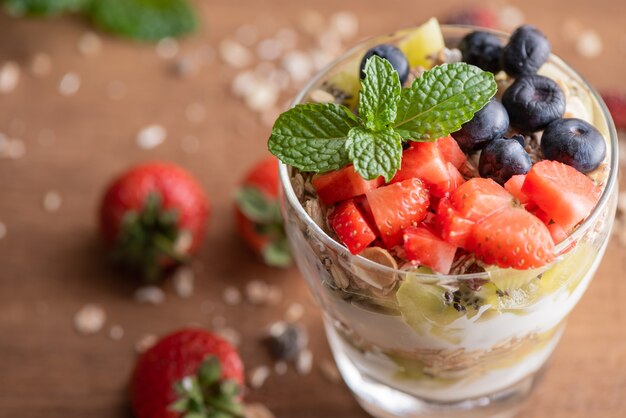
[1,1,625,417]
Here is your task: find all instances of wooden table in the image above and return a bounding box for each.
[1,1,625,417]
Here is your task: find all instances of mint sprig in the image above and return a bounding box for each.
[268,56,497,181]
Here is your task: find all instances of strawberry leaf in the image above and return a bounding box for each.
[346,126,402,181]
[359,56,401,131]
[394,63,497,140]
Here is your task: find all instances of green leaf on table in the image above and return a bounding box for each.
[3,0,88,16]
[346,126,402,181]
[393,63,497,141]
[87,0,198,41]
[268,102,359,173]
[359,55,401,131]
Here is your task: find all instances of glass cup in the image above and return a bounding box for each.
[279,25,618,418]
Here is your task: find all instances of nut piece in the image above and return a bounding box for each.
[74,304,106,336]
[352,247,398,289]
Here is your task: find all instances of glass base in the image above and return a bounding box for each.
[325,321,544,418]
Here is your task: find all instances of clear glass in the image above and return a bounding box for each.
[279,26,619,418]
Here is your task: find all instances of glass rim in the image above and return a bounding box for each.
[278,23,619,280]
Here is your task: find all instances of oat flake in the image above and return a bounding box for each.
[136,124,166,149]
[135,334,158,353]
[248,365,271,389]
[74,304,106,336]
[222,286,242,305]
[43,191,62,212]
[0,61,20,93]
[109,325,124,340]
[155,37,179,59]
[0,221,6,240]
[245,403,276,418]
[59,73,81,96]
[134,286,166,305]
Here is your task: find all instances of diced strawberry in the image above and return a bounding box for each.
[432,162,465,197]
[522,160,601,231]
[504,174,529,204]
[392,142,450,186]
[366,178,430,248]
[467,207,555,269]
[547,222,568,244]
[403,226,458,274]
[329,200,377,255]
[450,178,513,222]
[354,196,379,234]
[437,136,467,169]
[435,198,475,248]
[312,165,383,205]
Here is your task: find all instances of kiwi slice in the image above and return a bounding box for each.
[398,17,445,69]
[538,243,596,294]
[322,56,361,109]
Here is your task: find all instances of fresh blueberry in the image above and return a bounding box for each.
[502,75,565,133]
[541,118,606,173]
[501,25,551,77]
[452,99,509,152]
[479,137,532,184]
[458,31,503,73]
[360,44,410,85]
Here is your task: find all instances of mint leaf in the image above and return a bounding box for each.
[346,126,402,181]
[359,56,401,131]
[88,0,198,41]
[4,0,88,16]
[268,103,359,173]
[393,63,497,141]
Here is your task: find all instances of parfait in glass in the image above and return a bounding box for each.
[269,18,618,418]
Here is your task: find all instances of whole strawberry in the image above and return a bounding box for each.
[235,157,292,267]
[100,161,209,280]
[131,328,245,418]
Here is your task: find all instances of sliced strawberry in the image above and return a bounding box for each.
[404,226,458,274]
[435,198,475,248]
[366,178,430,248]
[312,165,383,205]
[437,136,467,169]
[450,178,513,222]
[467,207,555,269]
[432,162,465,197]
[522,160,601,231]
[392,142,450,186]
[547,222,568,244]
[504,174,529,204]
[329,200,377,255]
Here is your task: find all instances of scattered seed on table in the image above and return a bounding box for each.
[282,50,313,83]
[29,53,52,77]
[180,135,200,154]
[135,334,158,353]
[296,348,313,375]
[249,365,271,389]
[222,286,242,306]
[215,327,241,347]
[219,39,253,69]
[256,38,283,61]
[285,303,304,322]
[172,266,194,299]
[319,359,341,383]
[274,361,288,375]
[231,70,257,97]
[185,102,206,123]
[329,11,358,40]
[109,325,124,341]
[43,191,62,212]
[245,403,276,418]
[77,32,102,56]
[576,29,603,58]
[136,124,166,149]
[0,61,20,93]
[74,304,106,336]
[58,72,81,96]
[245,280,269,305]
[0,221,6,240]
[134,286,166,305]
[106,80,127,100]
[245,80,279,111]
[235,24,259,46]
[155,37,179,59]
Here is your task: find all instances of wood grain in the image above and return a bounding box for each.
[1,1,625,417]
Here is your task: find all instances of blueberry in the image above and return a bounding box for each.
[458,31,503,73]
[266,323,307,361]
[479,137,532,184]
[541,118,606,173]
[452,99,509,152]
[502,75,565,133]
[501,25,551,77]
[360,44,410,85]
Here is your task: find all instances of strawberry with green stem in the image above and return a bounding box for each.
[99,161,209,281]
[235,157,292,267]
[131,328,245,418]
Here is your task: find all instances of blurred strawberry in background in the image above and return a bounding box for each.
[99,161,209,281]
